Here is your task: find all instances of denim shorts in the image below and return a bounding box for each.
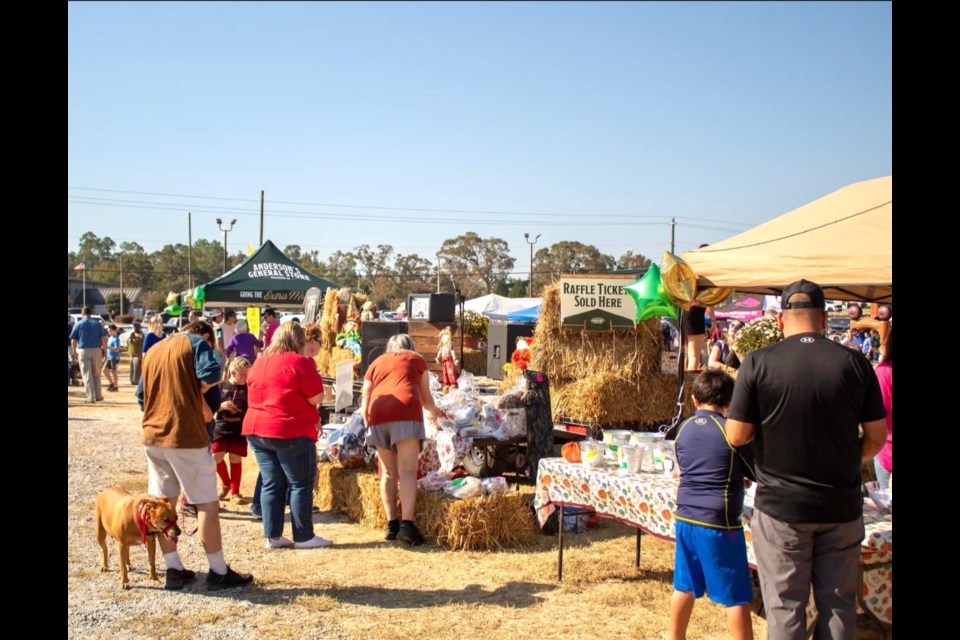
[365,421,425,451]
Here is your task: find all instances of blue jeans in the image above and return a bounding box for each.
[873,457,891,491]
[246,435,317,543]
[250,472,291,517]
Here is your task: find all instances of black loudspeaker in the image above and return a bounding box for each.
[486,322,536,379]
[406,293,456,322]
[360,321,409,377]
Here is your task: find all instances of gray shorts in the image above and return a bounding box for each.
[365,421,425,451]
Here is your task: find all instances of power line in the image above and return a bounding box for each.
[68,186,752,226]
[68,198,693,227]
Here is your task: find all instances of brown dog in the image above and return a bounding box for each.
[95,487,181,589]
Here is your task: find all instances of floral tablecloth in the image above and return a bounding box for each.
[534,458,892,625]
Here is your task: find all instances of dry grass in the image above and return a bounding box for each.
[69,365,889,640]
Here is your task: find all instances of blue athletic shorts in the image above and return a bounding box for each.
[673,519,753,606]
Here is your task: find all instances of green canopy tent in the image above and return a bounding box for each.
[195,240,341,309]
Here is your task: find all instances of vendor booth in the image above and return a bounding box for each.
[679,175,892,303]
[198,240,341,308]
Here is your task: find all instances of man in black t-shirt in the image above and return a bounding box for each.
[726,280,886,640]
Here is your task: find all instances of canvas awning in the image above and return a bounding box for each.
[680,176,892,303]
[198,240,341,308]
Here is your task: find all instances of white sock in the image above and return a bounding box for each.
[206,549,227,575]
[163,551,185,571]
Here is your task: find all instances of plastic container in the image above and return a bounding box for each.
[580,440,607,468]
[630,432,666,469]
[656,440,678,477]
[617,444,645,473]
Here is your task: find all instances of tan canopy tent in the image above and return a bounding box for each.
[680,176,892,303]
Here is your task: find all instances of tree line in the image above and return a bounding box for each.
[68,231,651,312]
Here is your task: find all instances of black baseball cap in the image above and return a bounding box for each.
[781,279,825,310]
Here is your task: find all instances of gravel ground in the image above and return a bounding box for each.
[68,384,260,640]
[66,370,887,640]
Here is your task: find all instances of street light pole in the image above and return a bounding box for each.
[524,232,541,298]
[216,218,238,274]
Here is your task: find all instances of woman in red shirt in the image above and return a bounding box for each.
[360,334,444,545]
[242,322,331,550]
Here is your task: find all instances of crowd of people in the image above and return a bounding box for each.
[71,281,893,638]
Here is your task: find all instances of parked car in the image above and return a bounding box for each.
[827,317,851,335]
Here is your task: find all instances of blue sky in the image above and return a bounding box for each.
[68,1,891,274]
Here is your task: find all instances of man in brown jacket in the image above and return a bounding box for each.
[137,320,254,591]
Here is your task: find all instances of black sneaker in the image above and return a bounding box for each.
[385,519,400,541]
[164,568,197,591]
[206,566,254,591]
[397,521,424,546]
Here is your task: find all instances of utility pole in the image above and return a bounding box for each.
[188,212,193,289]
[670,217,676,255]
[436,252,441,293]
[259,190,265,246]
[524,232,541,298]
[119,253,124,318]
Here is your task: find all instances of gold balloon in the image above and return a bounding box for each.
[660,252,698,311]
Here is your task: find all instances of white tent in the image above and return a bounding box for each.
[463,294,542,319]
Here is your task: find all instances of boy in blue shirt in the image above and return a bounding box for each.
[103,324,121,392]
[670,369,756,640]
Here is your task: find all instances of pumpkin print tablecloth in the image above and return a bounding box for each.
[534,458,892,625]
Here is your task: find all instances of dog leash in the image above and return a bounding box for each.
[136,501,151,544]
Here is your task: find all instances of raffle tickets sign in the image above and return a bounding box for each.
[559,274,636,331]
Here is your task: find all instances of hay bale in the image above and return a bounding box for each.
[416,490,538,550]
[529,283,664,382]
[326,347,359,378]
[462,347,486,376]
[315,463,537,550]
[550,372,675,426]
[497,366,523,393]
[522,282,682,426]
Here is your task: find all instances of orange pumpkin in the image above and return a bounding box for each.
[561,441,581,463]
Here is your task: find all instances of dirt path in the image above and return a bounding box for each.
[68,363,884,639]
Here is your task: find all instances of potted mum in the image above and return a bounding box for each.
[460,310,488,349]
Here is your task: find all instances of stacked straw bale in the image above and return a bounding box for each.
[317,287,368,377]
[527,282,678,426]
[462,347,487,376]
[315,464,537,550]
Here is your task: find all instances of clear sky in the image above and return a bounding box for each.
[68,1,891,275]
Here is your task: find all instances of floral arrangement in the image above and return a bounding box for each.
[734,315,784,356]
[459,310,489,339]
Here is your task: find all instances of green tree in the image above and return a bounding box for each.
[284,245,325,276]
[532,241,615,292]
[617,250,653,270]
[355,244,394,291]
[439,232,515,298]
[104,292,132,318]
[371,253,434,308]
[325,250,359,287]
[498,278,528,298]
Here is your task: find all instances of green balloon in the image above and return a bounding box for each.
[625,264,678,322]
[194,285,206,304]
[164,304,184,316]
